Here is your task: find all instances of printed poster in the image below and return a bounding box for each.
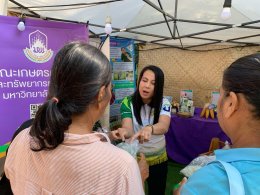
[180,89,193,101]
[109,37,136,129]
[0,15,88,149]
[211,91,220,107]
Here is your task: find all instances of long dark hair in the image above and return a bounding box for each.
[223,53,260,119]
[132,65,164,125]
[30,42,111,151]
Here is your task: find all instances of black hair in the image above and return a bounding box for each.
[30,41,111,151]
[132,65,164,125]
[222,53,260,119]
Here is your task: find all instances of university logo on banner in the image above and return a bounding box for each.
[23,30,53,63]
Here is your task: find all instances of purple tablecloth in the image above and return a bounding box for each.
[165,108,230,165]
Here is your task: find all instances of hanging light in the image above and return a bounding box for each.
[17,17,25,31]
[221,0,232,20]
[104,16,112,35]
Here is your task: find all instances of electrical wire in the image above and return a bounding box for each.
[25,5,97,12]
[9,0,123,11]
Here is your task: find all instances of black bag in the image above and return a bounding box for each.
[0,173,13,195]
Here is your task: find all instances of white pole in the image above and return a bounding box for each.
[100,36,111,131]
[0,0,8,16]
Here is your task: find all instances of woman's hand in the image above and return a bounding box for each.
[173,177,187,195]
[130,125,153,143]
[138,153,149,183]
[110,127,130,141]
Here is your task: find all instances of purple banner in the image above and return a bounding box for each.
[0,15,88,145]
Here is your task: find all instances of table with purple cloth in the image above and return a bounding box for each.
[165,108,230,165]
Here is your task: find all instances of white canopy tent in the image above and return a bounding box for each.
[6,0,260,50]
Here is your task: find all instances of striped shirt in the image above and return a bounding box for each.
[5,128,144,195]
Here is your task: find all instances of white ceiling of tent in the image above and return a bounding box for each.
[7,0,260,49]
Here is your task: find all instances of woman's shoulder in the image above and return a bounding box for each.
[160,98,171,114]
[162,97,171,104]
[181,162,229,194]
[191,162,227,178]
[99,142,136,164]
[122,95,132,102]
[10,127,31,147]
[121,96,133,107]
[5,128,31,170]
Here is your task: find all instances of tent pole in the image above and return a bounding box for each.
[184,41,222,49]
[149,42,182,49]
[9,1,89,25]
[127,19,174,30]
[142,0,175,20]
[227,34,260,41]
[173,0,178,38]
[241,20,260,26]
[124,29,171,39]
[240,26,260,29]
[227,40,260,46]
[89,23,172,39]
[177,26,231,39]
[143,0,233,27]
[9,0,40,17]
[126,18,231,31]
[115,36,146,44]
[175,26,184,48]
[89,22,176,38]
[177,18,232,26]
[151,26,231,43]
[157,0,174,38]
[190,36,221,42]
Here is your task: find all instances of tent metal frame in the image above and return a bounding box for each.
[8,0,260,50]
